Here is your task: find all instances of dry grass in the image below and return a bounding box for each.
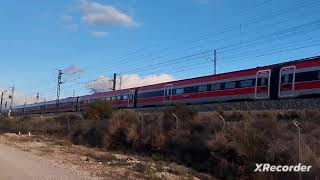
[1,106,320,179]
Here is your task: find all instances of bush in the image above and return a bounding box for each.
[104,110,141,150]
[1,109,320,179]
[71,118,107,147]
[83,100,112,120]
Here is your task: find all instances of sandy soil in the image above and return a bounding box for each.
[0,133,209,180]
[0,142,93,180]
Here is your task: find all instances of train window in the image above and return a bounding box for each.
[257,78,268,86]
[240,79,253,88]
[284,75,289,83]
[198,85,207,92]
[281,74,293,84]
[261,78,266,86]
[138,90,164,98]
[225,82,236,89]
[211,83,221,91]
[111,96,116,101]
[123,95,128,100]
[184,86,196,94]
[295,70,320,82]
[175,88,184,95]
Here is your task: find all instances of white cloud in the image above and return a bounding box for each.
[63,65,84,74]
[86,76,113,93]
[86,74,174,93]
[120,74,174,89]
[80,0,139,27]
[91,31,109,38]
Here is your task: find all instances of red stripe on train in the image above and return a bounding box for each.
[294,59,320,69]
[295,81,320,90]
[138,88,255,103]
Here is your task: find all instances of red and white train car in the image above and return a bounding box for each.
[136,67,272,107]
[78,88,136,110]
[277,57,320,98]
[7,56,320,115]
[136,56,320,107]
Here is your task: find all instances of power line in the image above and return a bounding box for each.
[80,0,319,78]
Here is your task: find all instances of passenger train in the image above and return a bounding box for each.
[8,56,320,115]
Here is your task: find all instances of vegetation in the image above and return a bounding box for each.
[0,102,320,179]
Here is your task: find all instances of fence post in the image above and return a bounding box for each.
[138,112,144,143]
[218,113,226,130]
[172,113,179,129]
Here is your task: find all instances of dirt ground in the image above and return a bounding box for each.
[0,133,211,180]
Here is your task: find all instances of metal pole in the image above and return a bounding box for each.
[0,91,3,115]
[292,120,302,180]
[298,127,301,180]
[9,85,14,111]
[36,93,39,103]
[214,50,217,75]
[218,113,226,130]
[56,70,63,111]
[172,113,179,129]
[138,112,144,143]
[113,73,117,91]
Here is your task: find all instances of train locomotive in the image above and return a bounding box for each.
[9,56,320,115]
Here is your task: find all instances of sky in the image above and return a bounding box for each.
[0,0,320,105]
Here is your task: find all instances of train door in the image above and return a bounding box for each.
[255,70,271,99]
[128,90,135,108]
[278,66,296,97]
[163,84,173,104]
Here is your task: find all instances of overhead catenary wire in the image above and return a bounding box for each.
[83,0,320,75]
[81,0,312,74]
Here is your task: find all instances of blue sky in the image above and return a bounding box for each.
[0,0,320,104]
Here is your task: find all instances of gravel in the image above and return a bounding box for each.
[0,143,94,180]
